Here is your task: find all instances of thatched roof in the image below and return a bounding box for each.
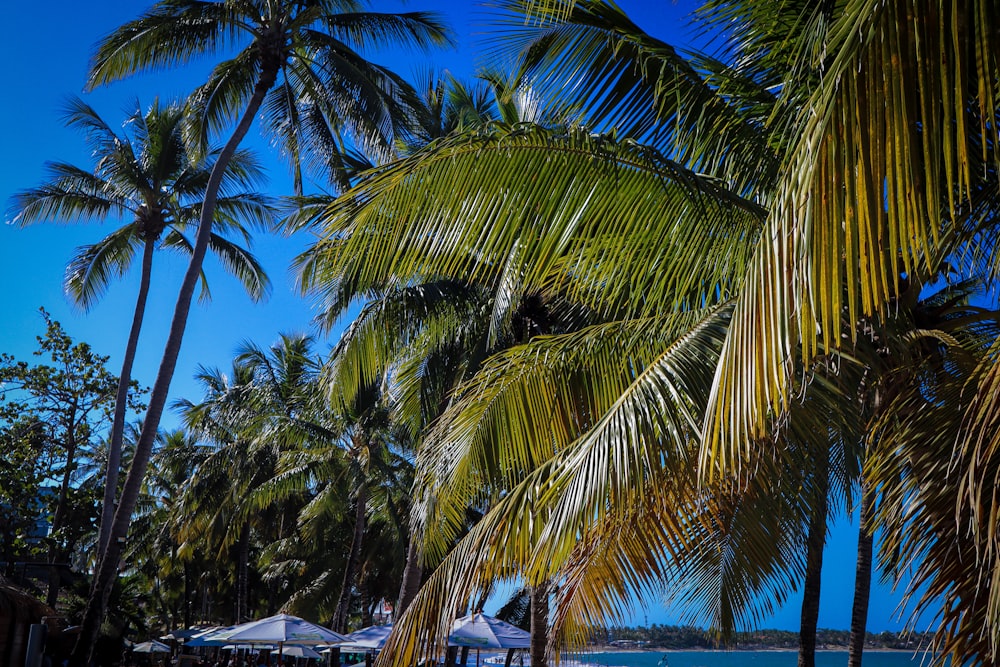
[0,578,55,621]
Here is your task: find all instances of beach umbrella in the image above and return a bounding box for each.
[161,628,203,641]
[223,613,349,667]
[132,640,171,653]
[185,625,236,647]
[272,645,323,659]
[449,614,530,649]
[340,624,393,650]
[449,614,531,667]
[224,613,348,645]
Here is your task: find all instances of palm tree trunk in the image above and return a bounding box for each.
[396,536,422,616]
[97,237,155,559]
[848,481,875,667]
[798,459,829,667]
[529,583,549,667]
[333,482,368,632]
[237,521,251,623]
[183,561,192,629]
[70,62,280,667]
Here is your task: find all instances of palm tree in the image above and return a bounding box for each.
[297,2,1000,665]
[174,358,270,624]
[8,96,273,565]
[71,3,451,662]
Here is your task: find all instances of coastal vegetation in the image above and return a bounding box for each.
[602,626,930,652]
[3,1,1000,667]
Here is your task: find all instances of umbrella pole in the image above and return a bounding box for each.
[278,641,284,667]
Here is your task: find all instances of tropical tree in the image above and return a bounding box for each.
[118,429,211,631]
[8,96,273,565]
[174,357,273,624]
[72,2,451,662]
[297,1,1000,665]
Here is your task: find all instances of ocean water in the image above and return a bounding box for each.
[569,650,928,667]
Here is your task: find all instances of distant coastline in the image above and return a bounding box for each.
[587,626,929,652]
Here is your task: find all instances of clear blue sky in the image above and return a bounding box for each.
[0,0,928,635]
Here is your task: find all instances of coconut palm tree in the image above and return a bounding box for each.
[297,2,1000,665]
[8,96,273,565]
[173,358,271,624]
[72,3,451,662]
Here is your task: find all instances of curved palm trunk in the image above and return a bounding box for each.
[848,481,875,667]
[98,237,155,559]
[529,583,549,667]
[333,482,368,632]
[798,459,829,667]
[70,63,279,667]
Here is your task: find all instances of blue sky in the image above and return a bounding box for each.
[0,0,928,634]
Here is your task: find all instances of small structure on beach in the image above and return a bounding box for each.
[0,580,57,667]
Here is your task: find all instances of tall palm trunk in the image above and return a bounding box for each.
[183,561,193,629]
[529,583,549,667]
[848,481,875,667]
[98,237,155,559]
[236,520,251,623]
[798,457,829,667]
[396,537,422,616]
[70,62,280,667]
[333,482,368,632]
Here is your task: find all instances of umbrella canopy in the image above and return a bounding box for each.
[132,640,171,653]
[161,628,203,641]
[272,645,323,659]
[340,624,393,650]
[449,614,531,649]
[185,625,236,647]
[223,613,349,645]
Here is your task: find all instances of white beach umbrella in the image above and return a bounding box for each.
[449,613,531,667]
[223,613,348,645]
[449,614,530,649]
[132,640,171,653]
[185,625,236,647]
[340,624,393,650]
[223,614,348,666]
[160,628,203,641]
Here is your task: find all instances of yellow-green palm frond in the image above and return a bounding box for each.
[414,305,731,567]
[549,456,806,647]
[704,0,1000,470]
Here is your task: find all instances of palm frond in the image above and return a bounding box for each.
[88,0,238,88]
[64,225,143,310]
[298,125,763,323]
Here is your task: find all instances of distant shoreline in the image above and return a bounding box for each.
[582,647,918,654]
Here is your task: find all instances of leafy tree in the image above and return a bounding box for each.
[0,310,144,608]
[0,419,48,579]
